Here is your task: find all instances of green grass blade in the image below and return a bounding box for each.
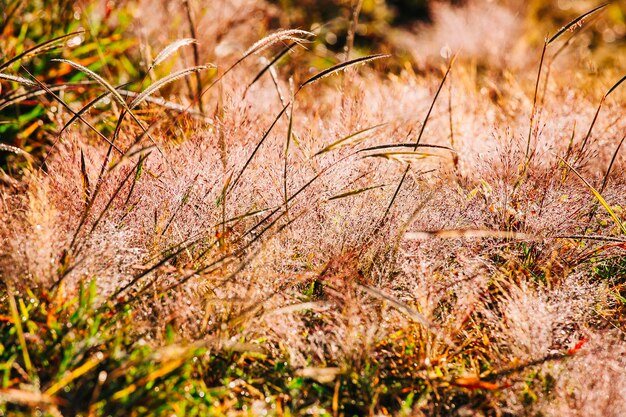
[560,156,626,235]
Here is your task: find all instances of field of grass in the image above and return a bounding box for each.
[2,0,626,416]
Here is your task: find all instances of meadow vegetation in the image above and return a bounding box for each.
[2,0,626,415]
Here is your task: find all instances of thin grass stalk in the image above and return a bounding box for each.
[447,65,458,172]
[88,153,150,236]
[0,81,98,110]
[40,82,132,171]
[20,67,123,155]
[80,148,91,204]
[560,156,626,235]
[341,0,364,114]
[124,155,145,205]
[539,12,600,108]
[269,65,287,106]
[579,74,626,158]
[227,101,290,195]
[547,2,610,45]
[244,42,298,98]
[299,54,389,90]
[52,58,172,169]
[378,58,455,228]
[242,152,355,241]
[0,31,83,71]
[113,156,337,310]
[328,184,388,201]
[525,40,547,162]
[65,113,127,261]
[186,29,312,108]
[358,143,454,153]
[583,135,626,232]
[183,0,204,113]
[284,90,295,215]
[316,123,388,156]
[161,174,199,236]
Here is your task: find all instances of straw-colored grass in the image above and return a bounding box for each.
[2,1,626,416]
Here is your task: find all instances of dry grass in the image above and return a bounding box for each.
[2,0,626,415]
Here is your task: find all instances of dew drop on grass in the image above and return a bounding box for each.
[67,35,83,48]
[98,371,107,383]
[440,45,452,60]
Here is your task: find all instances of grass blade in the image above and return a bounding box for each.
[19,67,123,154]
[600,135,626,194]
[130,65,214,109]
[364,151,444,162]
[378,56,456,229]
[245,42,298,94]
[52,59,173,169]
[228,102,290,195]
[242,29,313,59]
[580,74,626,154]
[150,38,197,70]
[314,123,387,156]
[547,2,609,44]
[358,143,455,153]
[7,282,33,375]
[0,143,33,162]
[525,40,547,162]
[404,229,536,240]
[328,184,388,201]
[0,72,36,86]
[52,58,127,107]
[0,31,83,71]
[80,148,91,204]
[605,73,626,97]
[300,54,390,89]
[89,153,152,236]
[560,156,626,235]
[284,95,295,213]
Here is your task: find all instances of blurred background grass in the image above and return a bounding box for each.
[2,0,626,170]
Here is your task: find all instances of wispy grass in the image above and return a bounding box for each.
[2,1,626,416]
